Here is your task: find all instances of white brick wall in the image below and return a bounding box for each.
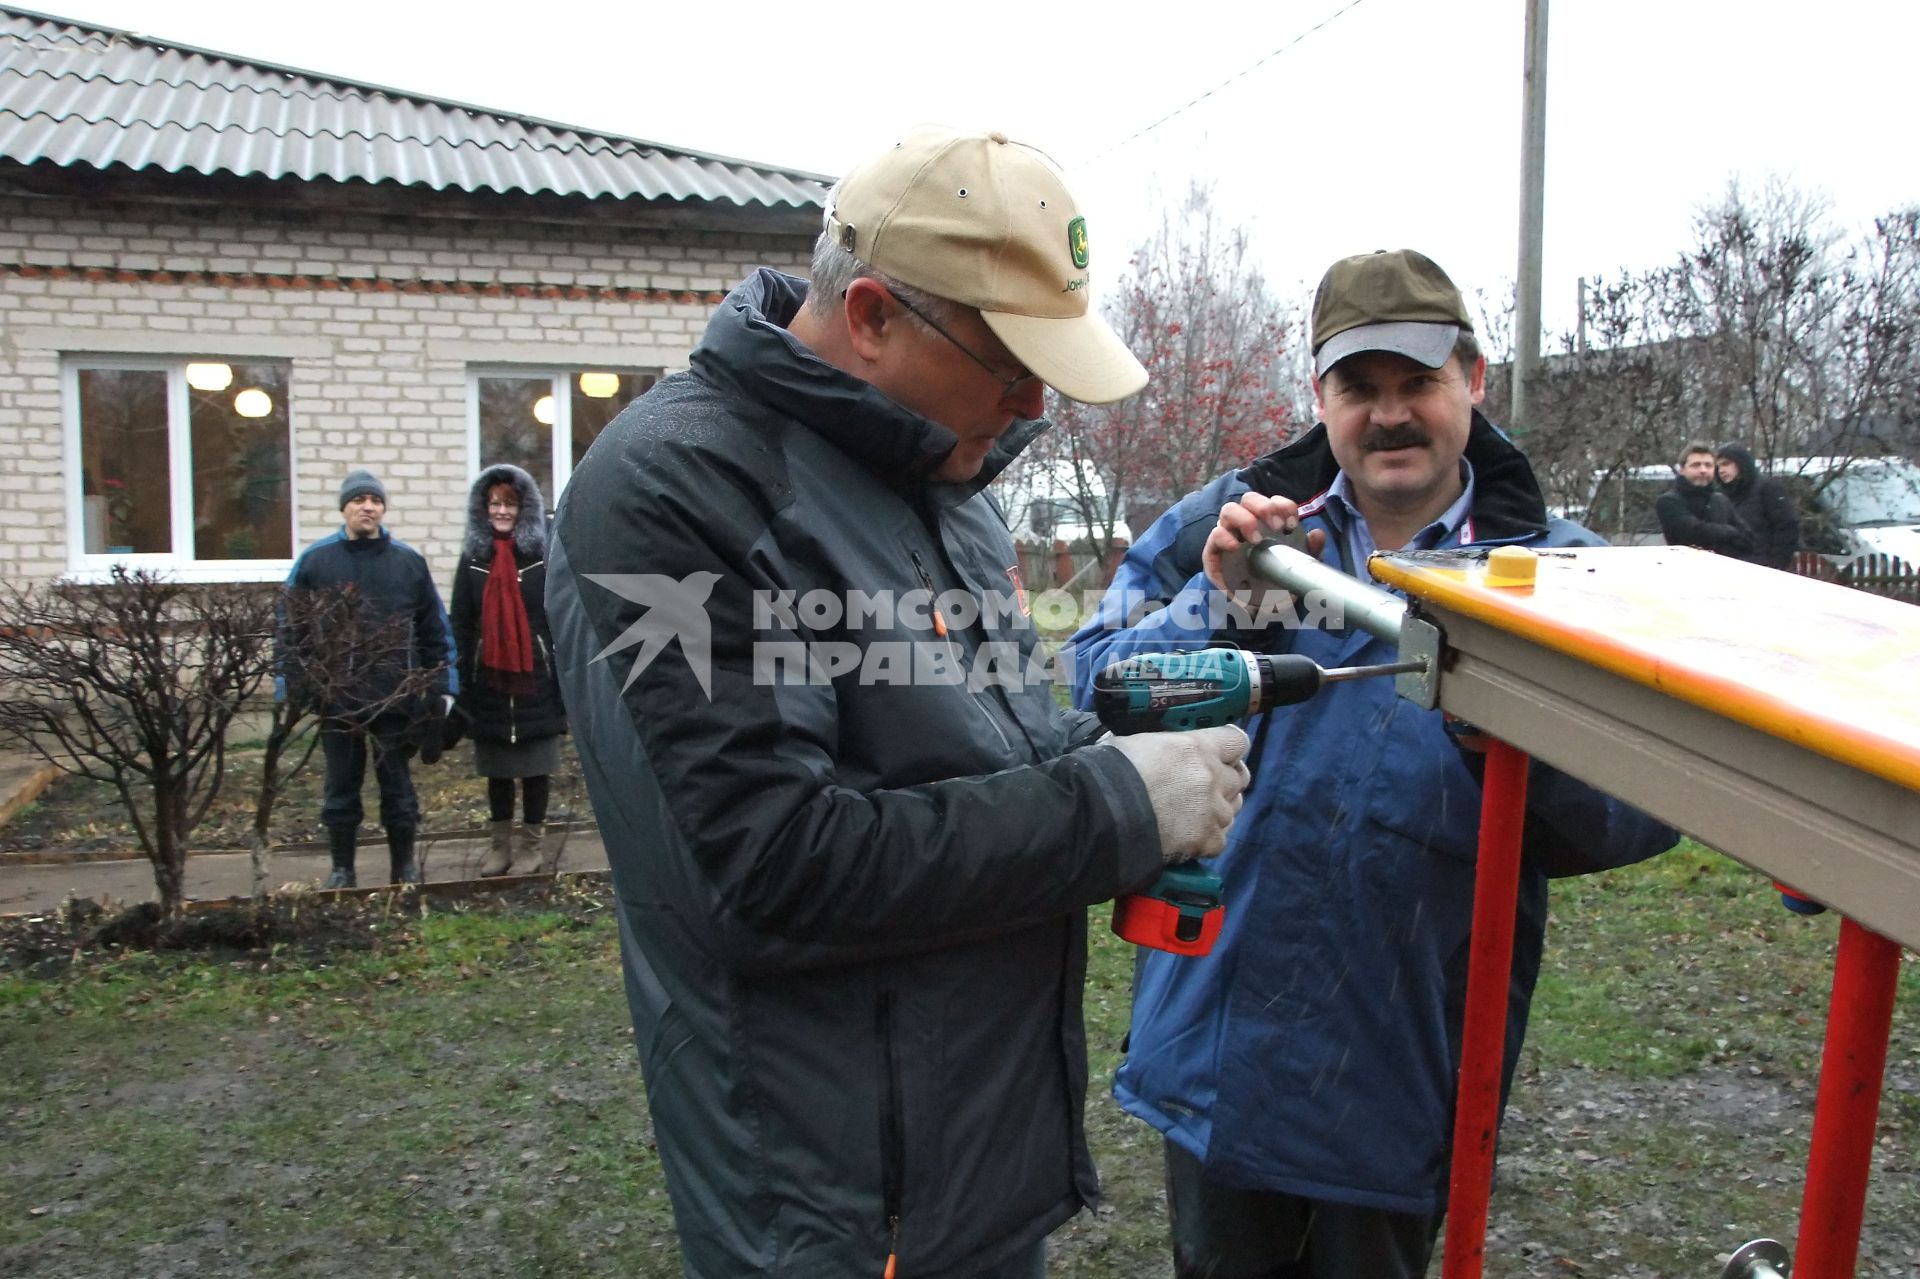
[0,194,813,587]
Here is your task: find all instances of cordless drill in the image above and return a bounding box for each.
[1094,648,1423,955]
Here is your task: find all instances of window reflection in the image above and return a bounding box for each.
[79,368,170,554]
[191,364,292,560]
[571,371,655,470]
[477,376,555,497]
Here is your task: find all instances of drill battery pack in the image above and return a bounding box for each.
[1111,862,1225,957]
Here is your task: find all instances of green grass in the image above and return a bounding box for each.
[3,853,1917,1277]
[1527,841,1856,1080]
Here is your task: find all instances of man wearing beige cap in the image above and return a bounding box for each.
[546,127,1251,1277]
[1066,250,1675,1278]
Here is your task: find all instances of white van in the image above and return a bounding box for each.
[1582,455,1920,564]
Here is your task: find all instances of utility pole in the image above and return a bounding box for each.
[1513,0,1549,433]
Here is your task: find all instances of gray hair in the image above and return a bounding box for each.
[807,227,967,331]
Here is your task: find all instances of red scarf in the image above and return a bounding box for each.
[480,535,535,687]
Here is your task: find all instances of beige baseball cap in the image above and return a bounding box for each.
[824,126,1148,405]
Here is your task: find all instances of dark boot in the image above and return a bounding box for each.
[323,827,357,890]
[388,828,421,885]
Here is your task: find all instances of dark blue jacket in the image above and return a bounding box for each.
[278,526,455,719]
[1065,418,1677,1214]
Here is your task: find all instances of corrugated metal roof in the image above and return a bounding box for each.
[0,6,832,210]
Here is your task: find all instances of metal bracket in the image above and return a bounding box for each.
[1721,1238,1791,1279]
[1397,613,1443,710]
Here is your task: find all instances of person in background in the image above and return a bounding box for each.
[451,464,567,876]
[1715,442,1800,569]
[1655,441,1754,555]
[282,468,454,888]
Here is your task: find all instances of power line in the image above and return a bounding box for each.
[1074,0,1373,170]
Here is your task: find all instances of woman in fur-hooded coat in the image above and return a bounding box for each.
[451,463,567,874]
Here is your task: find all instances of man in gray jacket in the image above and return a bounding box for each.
[546,127,1249,1278]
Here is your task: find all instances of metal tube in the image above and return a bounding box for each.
[1793,918,1903,1279]
[1245,543,1407,644]
[1440,739,1531,1279]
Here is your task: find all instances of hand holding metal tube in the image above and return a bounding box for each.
[1204,492,1327,609]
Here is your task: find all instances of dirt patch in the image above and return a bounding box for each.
[0,877,608,976]
[0,737,588,858]
[1490,1062,1920,1277]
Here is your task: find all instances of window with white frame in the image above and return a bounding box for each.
[66,357,294,572]
[469,367,657,503]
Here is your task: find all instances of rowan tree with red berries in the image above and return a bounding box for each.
[1005,183,1301,579]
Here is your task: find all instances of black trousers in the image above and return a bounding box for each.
[1163,1140,1441,1279]
[319,715,419,835]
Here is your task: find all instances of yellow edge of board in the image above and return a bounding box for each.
[1368,554,1920,795]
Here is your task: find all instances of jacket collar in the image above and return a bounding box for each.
[336,525,392,548]
[690,268,1045,499]
[1239,411,1551,543]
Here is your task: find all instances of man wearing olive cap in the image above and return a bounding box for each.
[546,127,1252,1277]
[1066,250,1676,1278]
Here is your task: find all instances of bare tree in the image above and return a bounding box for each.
[0,569,278,915]
[1001,183,1301,570]
[1484,179,1920,518]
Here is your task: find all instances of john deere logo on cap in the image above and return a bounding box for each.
[1068,217,1089,269]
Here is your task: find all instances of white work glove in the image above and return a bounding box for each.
[442,694,456,716]
[1109,725,1251,861]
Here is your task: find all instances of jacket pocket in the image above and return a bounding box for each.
[1361,701,1483,865]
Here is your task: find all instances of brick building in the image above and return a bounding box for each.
[0,7,827,587]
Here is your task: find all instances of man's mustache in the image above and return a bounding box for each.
[1362,427,1428,452]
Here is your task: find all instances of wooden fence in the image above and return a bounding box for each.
[1015,540,1126,594]
[1791,551,1920,605]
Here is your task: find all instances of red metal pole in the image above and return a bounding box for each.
[1440,738,1531,1279]
[1793,918,1903,1279]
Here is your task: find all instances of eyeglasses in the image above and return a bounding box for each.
[888,291,1040,398]
[486,501,520,512]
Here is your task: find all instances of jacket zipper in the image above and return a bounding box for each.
[876,991,904,1278]
[475,560,546,744]
[910,547,1015,755]
[908,549,952,645]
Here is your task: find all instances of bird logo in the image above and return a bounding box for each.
[582,572,723,698]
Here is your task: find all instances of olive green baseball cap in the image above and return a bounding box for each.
[824,126,1148,405]
[1311,249,1473,378]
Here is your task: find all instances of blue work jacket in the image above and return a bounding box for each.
[1066,418,1677,1214]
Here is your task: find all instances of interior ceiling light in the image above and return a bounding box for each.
[186,362,234,392]
[233,388,273,418]
[578,371,621,398]
[533,394,556,426]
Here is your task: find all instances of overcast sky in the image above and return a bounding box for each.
[48,0,1920,337]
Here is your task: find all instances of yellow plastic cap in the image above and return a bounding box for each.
[1483,545,1539,589]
